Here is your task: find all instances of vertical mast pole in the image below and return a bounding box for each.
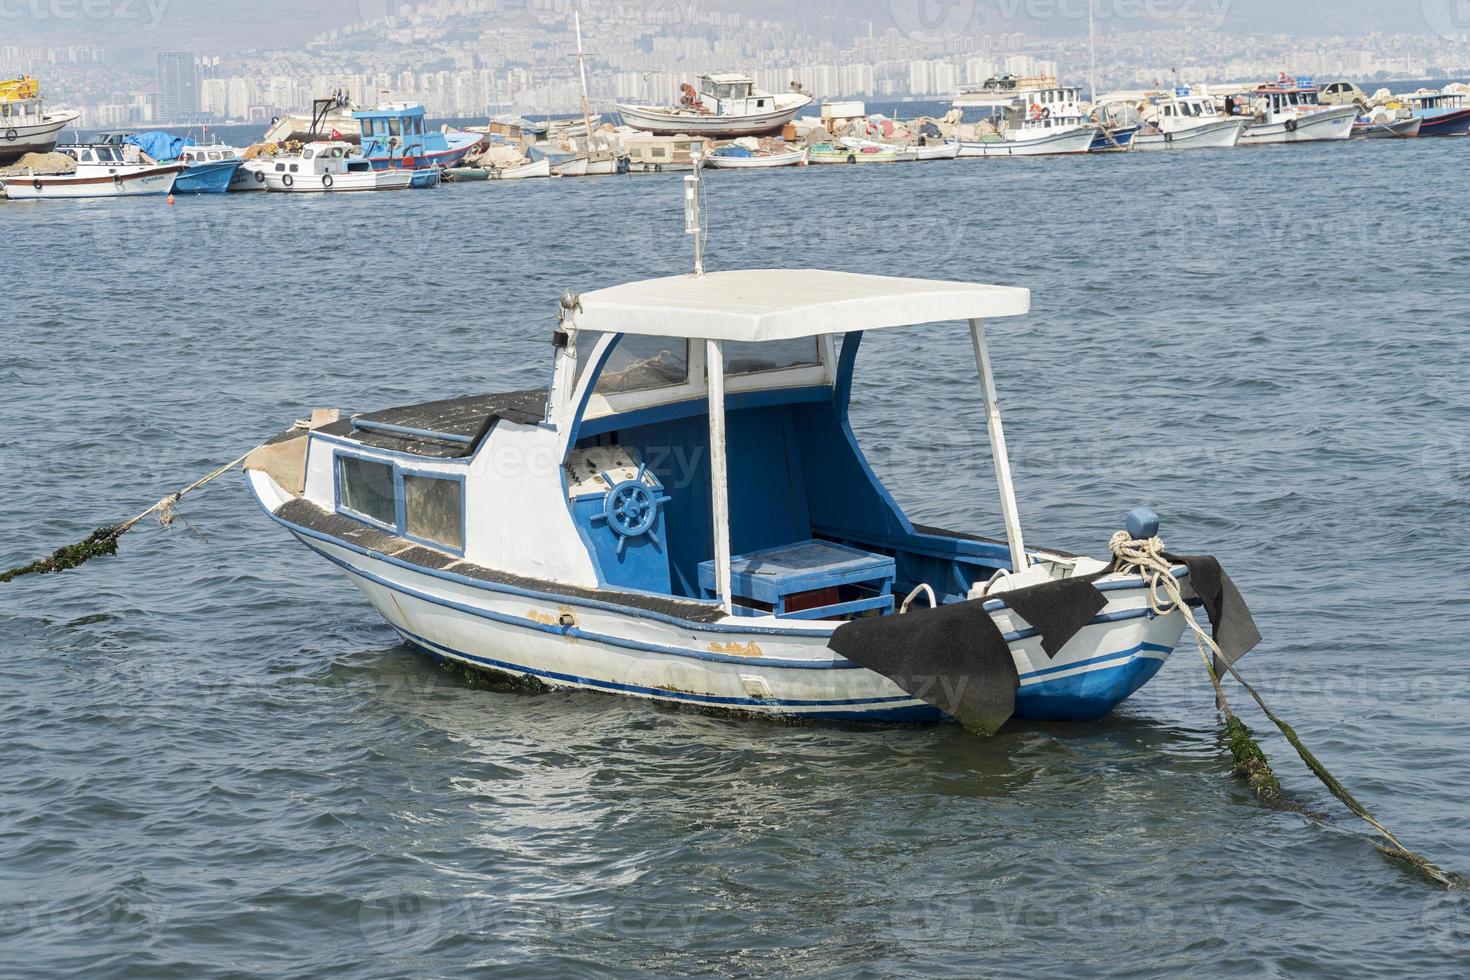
[1088,0,1098,105]
[574,9,596,154]
[970,318,1028,572]
[706,339,733,613]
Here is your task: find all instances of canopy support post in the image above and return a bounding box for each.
[706,339,733,613]
[970,318,1028,573]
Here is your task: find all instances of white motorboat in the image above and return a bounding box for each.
[261,141,413,193]
[837,137,959,162]
[953,84,1099,158]
[243,164,1260,731]
[1133,92,1246,151]
[704,146,809,169]
[1235,82,1357,145]
[618,73,812,138]
[487,156,552,180]
[0,76,79,166]
[1,143,181,200]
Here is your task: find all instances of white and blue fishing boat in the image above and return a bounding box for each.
[354,103,482,171]
[174,145,246,195]
[245,167,1255,730]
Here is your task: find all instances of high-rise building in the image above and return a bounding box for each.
[156,50,200,121]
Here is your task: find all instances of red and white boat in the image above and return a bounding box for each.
[1,143,180,200]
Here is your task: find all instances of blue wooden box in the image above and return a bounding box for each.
[698,540,896,620]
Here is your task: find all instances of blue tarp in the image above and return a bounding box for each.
[123,131,196,162]
[713,145,753,157]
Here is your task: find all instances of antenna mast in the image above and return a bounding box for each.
[683,153,705,277]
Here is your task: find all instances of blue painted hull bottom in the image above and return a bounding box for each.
[174,160,243,195]
[1417,111,1470,137]
[1091,126,1139,151]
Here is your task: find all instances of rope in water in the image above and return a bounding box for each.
[1109,532,1464,890]
[0,449,256,585]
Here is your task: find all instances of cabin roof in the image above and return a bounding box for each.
[576,269,1030,342]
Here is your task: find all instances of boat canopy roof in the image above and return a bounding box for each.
[576,270,1030,343]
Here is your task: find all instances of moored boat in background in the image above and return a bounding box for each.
[0,76,80,166]
[953,84,1099,157]
[618,73,812,137]
[1132,92,1246,151]
[1235,78,1357,144]
[354,103,483,170]
[261,141,413,192]
[1404,90,1470,137]
[1,143,180,200]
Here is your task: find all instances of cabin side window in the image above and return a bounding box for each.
[362,118,377,137]
[388,118,401,137]
[585,334,691,394]
[724,338,822,376]
[337,455,396,527]
[404,475,464,552]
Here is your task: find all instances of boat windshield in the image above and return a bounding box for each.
[580,334,691,394]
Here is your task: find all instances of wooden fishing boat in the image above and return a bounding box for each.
[1,143,181,200]
[704,146,808,169]
[618,73,811,138]
[260,141,413,192]
[243,164,1257,730]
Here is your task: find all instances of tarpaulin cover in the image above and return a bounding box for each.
[124,132,196,162]
[919,121,942,138]
[713,145,753,157]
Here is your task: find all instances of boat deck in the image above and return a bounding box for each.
[318,389,545,458]
[275,497,730,624]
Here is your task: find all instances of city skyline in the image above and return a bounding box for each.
[3,0,1468,127]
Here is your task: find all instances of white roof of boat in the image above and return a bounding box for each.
[576,270,1030,342]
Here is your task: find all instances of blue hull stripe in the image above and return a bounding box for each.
[298,533,1179,678]
[259,498,1187,640]
[299,534,1175,684]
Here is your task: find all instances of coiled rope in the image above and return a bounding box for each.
[1,449,256,584]
[1109,531,1463,890]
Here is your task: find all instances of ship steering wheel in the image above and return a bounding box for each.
[592,464,671,555]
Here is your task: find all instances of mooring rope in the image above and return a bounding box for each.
[0,448,256,585]
[1109,531,1463,890]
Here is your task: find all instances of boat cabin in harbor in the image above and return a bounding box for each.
[353,102,483,170]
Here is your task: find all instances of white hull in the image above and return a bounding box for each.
[914,142,961,160]
[0,111,79,163]
[230,161,270,192]
[2,163,181,200]
[250,469,1189,724]
[551,156,589,177]
[1133,118,1246,152]
[263,170,412,192]
[704,148,809,169]
[585,157,621,175]
[617,95,811,137]
[954,127,1098,157]
[1239,106,1356,145]
[489,157,552,180]
[840,138,959,162]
